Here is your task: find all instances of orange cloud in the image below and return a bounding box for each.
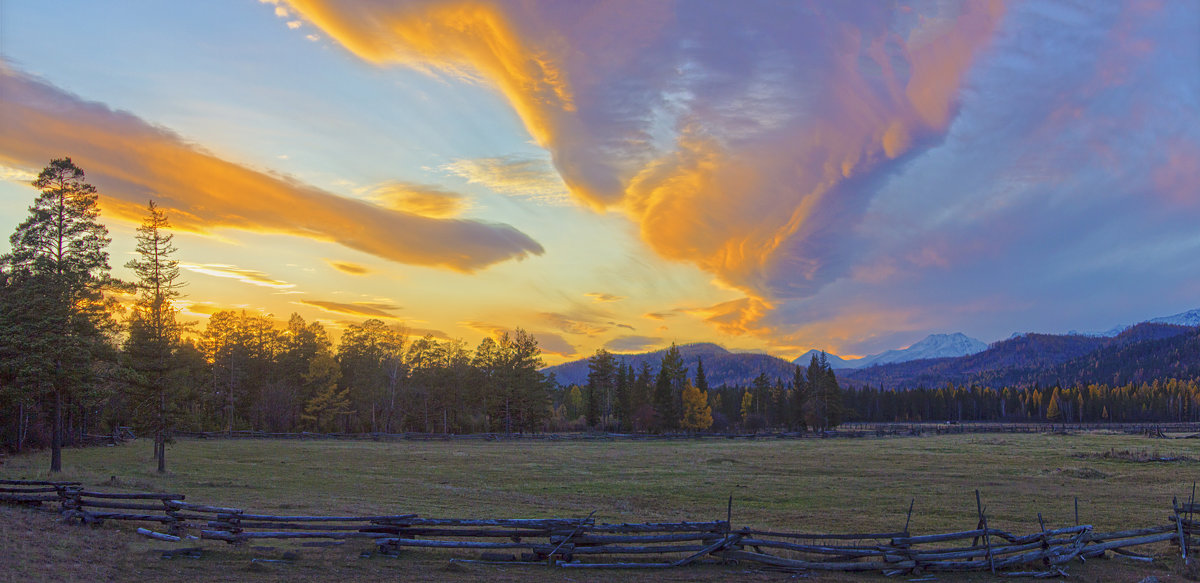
[603,335,663,353]
[283,1,1006,342]
[366,181,467,218]
[585,292,624,303]
[678,298,773,337]
[297,300,401,318]
[327,261,371,275]
[773,305,921,358]
[441,156,570,205]
[537,312,608,336]
[282,0,582,169]
[642,311,676,321]
[184,302,223,316]
[181,263,296,291]
[0,65,543,273]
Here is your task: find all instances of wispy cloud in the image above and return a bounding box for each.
[184,302,223,316]
[441,156,571,205]
[0,64,544,274]
[297,299,401,318]
[364,181,468,218]
[603,335,663,353]
[181,263,296,291]
[585,292,624,303]
[327,261,371,275]
[642,311,676,321]
[537,312,608,336]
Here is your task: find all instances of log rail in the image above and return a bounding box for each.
[0,479,1196,576]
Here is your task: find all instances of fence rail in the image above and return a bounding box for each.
[1,480,1196,576]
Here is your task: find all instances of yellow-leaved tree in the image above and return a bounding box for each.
[681,380,712,432]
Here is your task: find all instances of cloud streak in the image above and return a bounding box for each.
[327,261,371,275]
[441,156,571,205]
[297,299,401,318]
[181,263,296,291]
[0,64,544,273]
[365,181,468,218]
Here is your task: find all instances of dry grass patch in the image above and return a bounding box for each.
[1,432,1195,581]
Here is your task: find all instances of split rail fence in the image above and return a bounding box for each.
[3,479,1199,576]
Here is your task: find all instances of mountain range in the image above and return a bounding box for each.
[543,343,797,388]
[841,322,1196,390]
[544,308,1200,389]
[793,332,988,370]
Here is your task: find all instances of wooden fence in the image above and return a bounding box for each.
[2,480,1197,576]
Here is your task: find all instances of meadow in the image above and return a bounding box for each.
[2,432,1196,582]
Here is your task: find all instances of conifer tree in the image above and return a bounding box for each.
[791,364,810,431]
[694,357,709,393]
[652,344,686,431]
[585,349,615,428]
[2,158,114,472]
[124,201,185,473]
[301,352,348,431]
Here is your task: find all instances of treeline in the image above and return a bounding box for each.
[844,379,1200,424]
[0,159,554,471]
[558,348,845,433]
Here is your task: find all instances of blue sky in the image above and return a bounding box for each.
[1,1,1197,362]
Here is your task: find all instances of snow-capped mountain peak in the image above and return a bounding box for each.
[858,333,987,368]
[793,333,986,370]
[1148,308,1200,328]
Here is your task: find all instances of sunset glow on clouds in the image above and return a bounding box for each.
[1,1,1197,363]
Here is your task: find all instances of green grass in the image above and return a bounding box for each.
[2,432,1197,581]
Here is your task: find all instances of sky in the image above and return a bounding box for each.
[0,0,1197,365]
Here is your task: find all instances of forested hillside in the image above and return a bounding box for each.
[841,324,1195,390]
[543,343,796,388]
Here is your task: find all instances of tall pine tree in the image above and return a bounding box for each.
[1,158,114,472]
[124,201,186,473]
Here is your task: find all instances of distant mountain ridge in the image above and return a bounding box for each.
[793,333,987,370]
[545,308,1200,390]
[543,343,796,388]
[1077,308,1200,337]
[841,322,1197,390]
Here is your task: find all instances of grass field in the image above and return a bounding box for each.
[2,432,1198,582]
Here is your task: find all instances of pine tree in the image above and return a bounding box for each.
[586,349,616,428]
[652,344,686,431]
[694,357,709,393]
[301,352,348,432]
[1,158,114,472]
[791,364,810,431]
[615,363,633,431]
[124,201,185,473]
